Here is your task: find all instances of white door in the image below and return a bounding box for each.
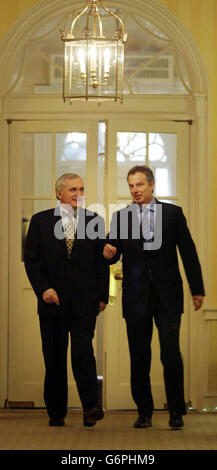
[8,118,190,411]
[104,119,190,409]
[8,120,98,407]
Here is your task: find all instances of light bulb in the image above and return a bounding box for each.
[89,45,97,73]
[78,48,86,75]
[104,48,111,75]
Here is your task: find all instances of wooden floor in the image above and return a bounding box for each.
[0,409,217,451]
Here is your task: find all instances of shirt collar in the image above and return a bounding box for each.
[58,202,78,219]
[136,197,156,213]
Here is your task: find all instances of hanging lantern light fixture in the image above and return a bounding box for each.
[60,0,127,103]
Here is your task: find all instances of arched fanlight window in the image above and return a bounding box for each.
[6,6,192,97]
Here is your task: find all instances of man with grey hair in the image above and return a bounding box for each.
[104,165,204,430]
[24,173,109,427]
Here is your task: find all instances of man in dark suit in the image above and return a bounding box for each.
[24,173,109,427]
[103,165,204,429]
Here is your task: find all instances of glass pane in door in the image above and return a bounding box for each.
[116,132,177,201]
[149,133,177,197]
[117,132,147,196]
[21,134,52,196]
[56,133,87,181]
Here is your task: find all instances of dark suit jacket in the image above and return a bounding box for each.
[108,200,205,319]
[24,207,109,318]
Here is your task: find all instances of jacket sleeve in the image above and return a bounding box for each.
[24,215,51,298]
[176,207,205,296]
[106,211,122,265]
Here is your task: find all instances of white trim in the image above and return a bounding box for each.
[0,120,9,407]
[0,0,210,410]
[200,309,217,408]
[2,93,199,118]
[203,310,217,321]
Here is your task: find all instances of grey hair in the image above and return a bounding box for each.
[55,173,82,199]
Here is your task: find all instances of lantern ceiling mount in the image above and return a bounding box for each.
[60,0,127,103]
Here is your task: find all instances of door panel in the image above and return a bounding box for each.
[9,120,98,407]
[104,119,190,409]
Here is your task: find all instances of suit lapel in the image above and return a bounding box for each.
[46,207,68,256]
[126,204,140,240]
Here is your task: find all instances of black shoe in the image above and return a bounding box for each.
[134,416,152,428]
[83,406,104,427]
[49,418,65,427]
[169,412,184,429]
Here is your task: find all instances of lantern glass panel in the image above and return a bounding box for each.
[63,39,124,101]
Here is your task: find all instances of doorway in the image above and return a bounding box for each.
[8,117,189,409]
[0,0,209,413]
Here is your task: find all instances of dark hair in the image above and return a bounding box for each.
[127,165,155,185]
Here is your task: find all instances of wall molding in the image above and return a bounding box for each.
[200,308,217,408]
[0,0,210,410]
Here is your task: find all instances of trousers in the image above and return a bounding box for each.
[125,281,186,417]
[39,311,99,420]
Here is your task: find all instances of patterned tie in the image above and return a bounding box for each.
[140,206,152,241]
[65,218,75,258]
[140,206,151,240]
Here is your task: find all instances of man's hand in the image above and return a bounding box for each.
[99,301,106,313]
[103,243,117,260]
[42,288,60,306]
[192,295,203,311]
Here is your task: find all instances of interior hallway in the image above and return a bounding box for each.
[0,409,216,451]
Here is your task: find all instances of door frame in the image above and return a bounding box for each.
[0,0,211,411]
[0,92,209,409]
